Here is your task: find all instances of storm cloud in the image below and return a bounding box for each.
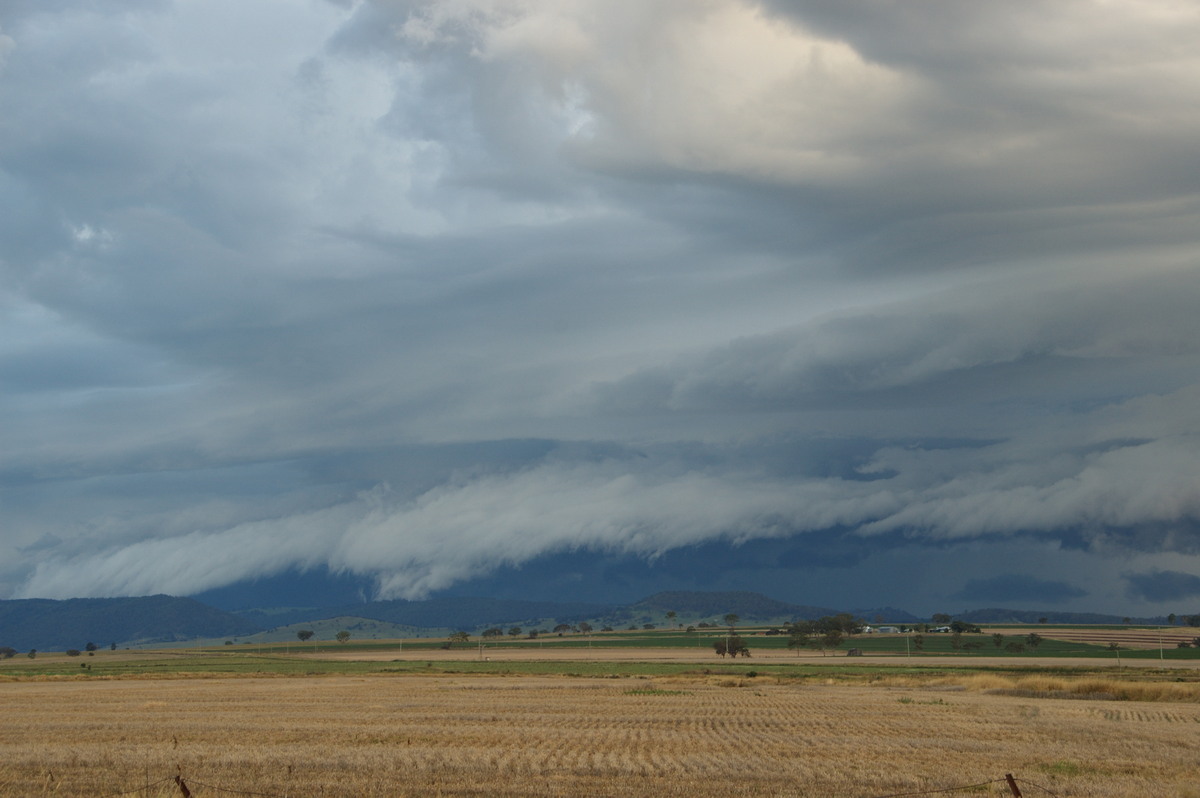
[3,1,1200,614]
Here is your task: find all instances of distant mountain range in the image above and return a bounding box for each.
[0,591,1174,652]
[233,596,614,633]
[0,595,261,652]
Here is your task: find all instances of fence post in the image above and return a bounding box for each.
[1005,773,1022,797]
[175,775,192,797]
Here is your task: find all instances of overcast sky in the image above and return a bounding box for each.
[3,0,1200,615]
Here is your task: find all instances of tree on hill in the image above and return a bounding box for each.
[85,641,97,652]
[335,630,351,643]
[482,627,503,638]
[0,647,15,659]
[666,610,677,629]
[578,622,593,634]
[508,626,522,637]
[724,613,739,631]
[297,630,314,641]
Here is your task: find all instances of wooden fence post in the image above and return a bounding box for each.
[1005,773,1022,797]
[175,775,192,797]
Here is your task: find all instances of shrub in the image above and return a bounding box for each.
[65,649,81,657]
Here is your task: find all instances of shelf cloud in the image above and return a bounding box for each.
[3,0,1200,614]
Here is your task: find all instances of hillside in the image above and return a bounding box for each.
[0,595,262,651]
[955,607,1165,625]
[234,596,616,632]
[631,591,838,622]
[2,589,1172,653]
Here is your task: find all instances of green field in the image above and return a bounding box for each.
[4,625,1199,681]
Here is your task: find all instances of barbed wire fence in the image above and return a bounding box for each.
[80,770,1065,798]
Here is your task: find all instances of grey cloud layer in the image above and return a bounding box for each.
[3,0,1200,612]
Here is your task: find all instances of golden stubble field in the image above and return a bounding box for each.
[4,671,1200,798]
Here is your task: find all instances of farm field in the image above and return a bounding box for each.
[4,660,1200,797]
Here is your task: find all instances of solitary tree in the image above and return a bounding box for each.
[28,649,37,659]
[0,647,16,659]
[724,613,740,630]
[666,610,677,629]
[1025,633,1043,649]
[482,627,504,638]
[448,631,470,647]
[912,634,925,651]
[508,626,522,637]
[335,630,351,644]
[1168,613,1177,625]
[788,629,810,655]
[85,641,97,652]
[297,630,314,642]
[578,622,593,634]
[992,633,1005,648]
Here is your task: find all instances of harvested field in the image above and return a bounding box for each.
[988,626,1199,650]
[3,673,1199,797]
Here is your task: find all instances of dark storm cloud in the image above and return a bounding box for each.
[2,0,1200,614]
[954,575,1087,604]
[1124,570,1200,603]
